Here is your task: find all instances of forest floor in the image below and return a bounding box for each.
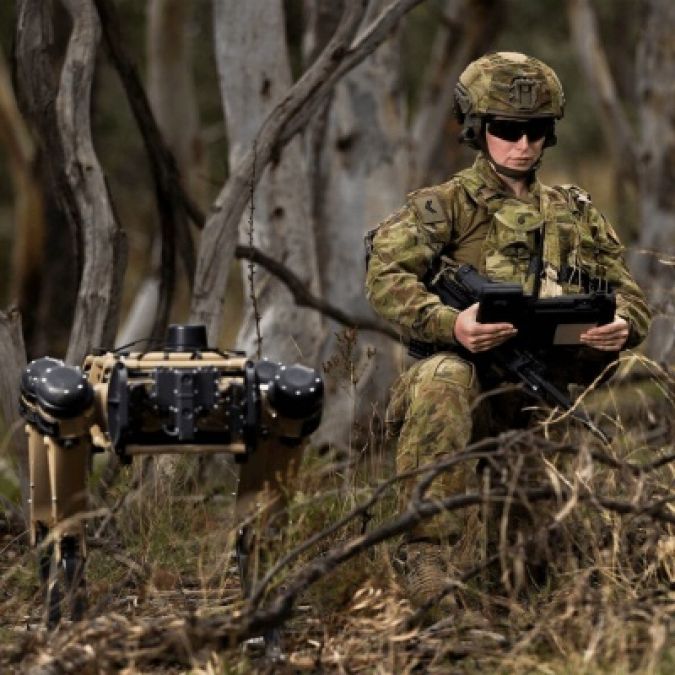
[1,358,674,673]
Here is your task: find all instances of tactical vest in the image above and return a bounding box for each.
[448,169,612,298]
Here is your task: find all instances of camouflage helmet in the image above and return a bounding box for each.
[454,52,565,148]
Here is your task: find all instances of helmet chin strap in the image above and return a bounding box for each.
[488,154,541,180]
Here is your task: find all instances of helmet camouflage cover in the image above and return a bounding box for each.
[454,52,565,149]
[455,51,565,121]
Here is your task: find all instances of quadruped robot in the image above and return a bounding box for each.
[19,324,324,626]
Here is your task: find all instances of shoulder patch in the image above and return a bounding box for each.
[410,193,447,225]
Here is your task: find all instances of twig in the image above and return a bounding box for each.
[248,437,503,606]
[246,141,262,359]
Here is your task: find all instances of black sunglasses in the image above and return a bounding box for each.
[486,118,552,142]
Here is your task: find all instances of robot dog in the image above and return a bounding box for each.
[19,324,323,626]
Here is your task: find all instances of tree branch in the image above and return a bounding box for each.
[87,0,401,343]
[235,245,398,339]
[15,0,126,364]
[94,0,198,340]
[24,477,675,674]
[189,0,426,343]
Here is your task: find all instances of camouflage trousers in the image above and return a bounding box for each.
[386,351,534,545]
[386,352,479,543]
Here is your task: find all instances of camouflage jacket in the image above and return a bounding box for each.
[365,153,651,350]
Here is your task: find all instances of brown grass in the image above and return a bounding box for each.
[0,357,673,674]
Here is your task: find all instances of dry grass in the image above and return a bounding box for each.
[0,357,673,674]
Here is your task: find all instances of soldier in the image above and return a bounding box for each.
[365,52,651,612]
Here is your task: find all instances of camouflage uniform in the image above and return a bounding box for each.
[366,55,651,615]
[367,151,650,540]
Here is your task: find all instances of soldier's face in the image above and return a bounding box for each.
[485,126,545,173]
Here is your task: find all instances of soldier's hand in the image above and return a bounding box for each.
[453,303,518,353]
[579,316,629,352]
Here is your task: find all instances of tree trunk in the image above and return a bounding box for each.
[58,0,126,364]
[0,310,28,525]
[566,0,638,235]
[116,0,204,347]
[189,1,426,344]
[213,0,322,364]
[311,0,408,452]
[633,0,675,361]
[0,47,45,350]
[14,0,80,359]
[147,0,205,204]
[15,0,126,364]
[566,0,638,183]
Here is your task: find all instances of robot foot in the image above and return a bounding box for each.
[36,532,87,628]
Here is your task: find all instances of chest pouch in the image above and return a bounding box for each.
[482,202,544,289]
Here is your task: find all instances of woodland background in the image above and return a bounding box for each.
[0,0,673,672]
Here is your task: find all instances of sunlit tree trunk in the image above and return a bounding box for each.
[310,0,407,452]
[213,0,322,364]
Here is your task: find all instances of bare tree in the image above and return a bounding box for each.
[566,0,638,185]
[188,0,427,343]
[213,0,323,364]
[309,0,408,451]
[117,0,205,346]
[15,0,126,366]
[565,0,674,361]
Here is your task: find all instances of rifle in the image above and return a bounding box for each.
[413,264,614,443]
